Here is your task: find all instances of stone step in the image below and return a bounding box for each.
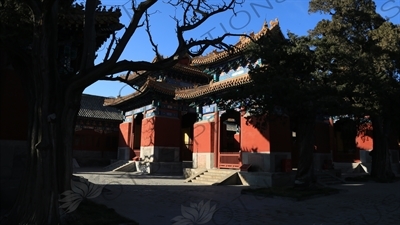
[191,179,217,185]
[112,163,131,171]
[208,169,238,174]
[186,169,238,185]
[199,174,228,179]
[114,161,137,172]
[103,160,130,171]
[194,177,223,182]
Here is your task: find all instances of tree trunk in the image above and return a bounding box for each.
[4,94,80,224]
[294,115,316,187]
[2,3,83,223]
[370,116,394,182]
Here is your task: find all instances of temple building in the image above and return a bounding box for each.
[104,20,399,175]
[105,21,296,173]
[73,94,123,166]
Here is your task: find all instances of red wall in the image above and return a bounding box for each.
[74,129,118,152]
[118,122,131,147]
[234,133,240,150]
[240,116,270,152]
[356,123,373,150]
[140,116,181,147]
[269,117,292,153]
[193,121,214,153]
[355,123,399,151]
[153,116,180,147]
[141,117,156,147]
[130,121,135,149]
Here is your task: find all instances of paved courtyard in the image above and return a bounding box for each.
[74,168,400,225]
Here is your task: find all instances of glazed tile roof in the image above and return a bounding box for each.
[104,20,283,107]
[104,74,253,106]
[104,77,178,106]
[79,94,123,121]
[190,19,281,66]
[121,20,282,84]
[175,74,253,99]
[123,63,210,83]
[173,63,210,78]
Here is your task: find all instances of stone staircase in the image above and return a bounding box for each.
[316,170,346,186]
[103,160,136,172]
[185,169,239,185]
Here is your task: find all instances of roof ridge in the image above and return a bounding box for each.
[124,63,210,83]
[190,19,280,66]
[175,74,253,99]
[103,77,153,106]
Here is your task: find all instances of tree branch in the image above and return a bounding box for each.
[99,76,142,93]
[179,32,256,57]
[108,0,158,63]
[108,58,178,75]
[144,10,162,60]
[80,0,97,72]
[103,32,116,62]
[70,0,253,91]
[165,0,246,59]
[171,0,244,32]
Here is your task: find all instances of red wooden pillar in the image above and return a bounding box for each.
[140,113,181,162]
[129,119,135,159]
[240,115,270,152]
[118,122,131,148]
[193,120,215,169]
[118,121,132,160]
[241,115,290,172]
[214,111,220,168]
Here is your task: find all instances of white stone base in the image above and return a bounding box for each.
[241,152,291,172]
[335,149,400,175]
[183,168,206,178]
[140,146,180,162]
[193,153,214,169]
[135,161,183,174]
[333,162,366,173]
[334,162,400,175]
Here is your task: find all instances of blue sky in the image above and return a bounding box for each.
[82,0,400,98]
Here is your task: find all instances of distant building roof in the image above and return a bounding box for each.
[79,94,123,121]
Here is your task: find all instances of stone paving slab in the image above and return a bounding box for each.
[74,169,400,225]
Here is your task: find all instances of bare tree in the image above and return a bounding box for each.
[0,0,246,223]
